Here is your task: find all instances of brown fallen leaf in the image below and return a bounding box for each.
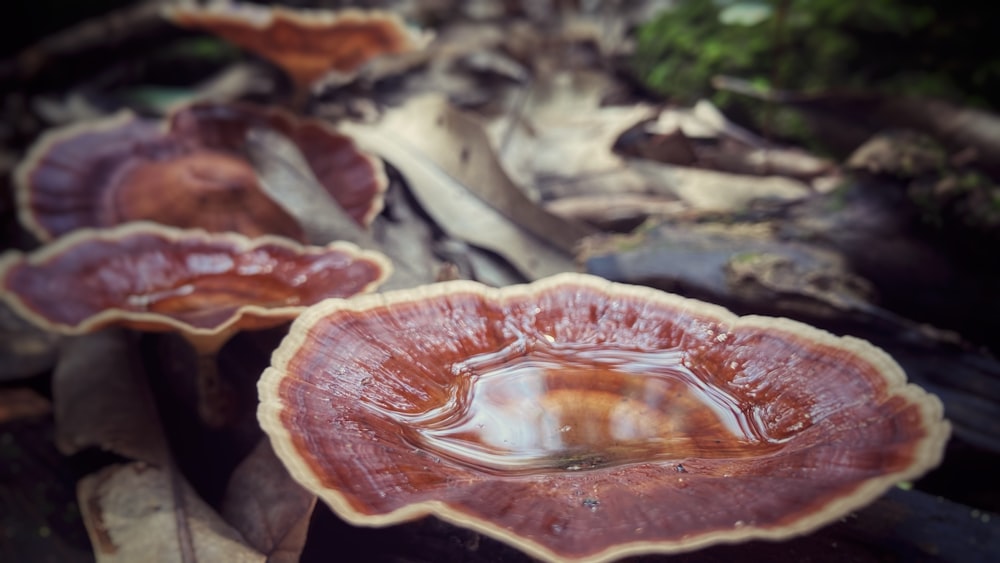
[79,462,265,563]
[579,220,905,329]
[628,159,812,212]
[340,95,586,280]
[244,127,378,249]
[220,440,316,563]
[485,70,656,200]
[244,126,433,290]
[381,94,594,251]
[544,193,686,231]
[51,328,272,561]
[52,330,166,465]
[846,130,947,178]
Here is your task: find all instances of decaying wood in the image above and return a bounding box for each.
[714,75,1000,177]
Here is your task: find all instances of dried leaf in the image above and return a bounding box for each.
[846,130,946,178]
[486,70,655,198]
[366,94,592,251]
[0,301,59,381]
[628,159,812,212]
[52,330,166,465]
[54,330,268,562]
[646,99,765,145]
[245,127,377,249]
[545,193,686,230]
[78,462,265,563]
[371,183,442,290]
[220,440,315,563]
[340,95,585,280]
[245,127,433,290]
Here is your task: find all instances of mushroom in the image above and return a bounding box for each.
[15,104,386,242]
[1,222,391,427]
[258,273,949,562]
[163,3,431,99]
[168,101,387,228]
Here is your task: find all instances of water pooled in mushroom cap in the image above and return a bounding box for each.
[374,339,786,476]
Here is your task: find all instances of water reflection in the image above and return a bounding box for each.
[380,340,785,475]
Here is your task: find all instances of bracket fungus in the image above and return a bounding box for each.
[259,273,949,562]
[164,3,432,94]
[1,222,391,426]
[15,103,386,242]
[169,101,388,228]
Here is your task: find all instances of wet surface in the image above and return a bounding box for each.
[1,225,388,331]
[394,342,782,475]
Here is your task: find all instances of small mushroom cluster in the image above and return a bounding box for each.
[3,1,426,425]
[5,99,393,424]
[4,0,441,427]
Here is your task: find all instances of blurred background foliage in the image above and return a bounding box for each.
[631,0,1000,147]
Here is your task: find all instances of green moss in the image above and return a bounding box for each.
[632,0,1000,148]
[730,251,764,264]
[957,170,990,193]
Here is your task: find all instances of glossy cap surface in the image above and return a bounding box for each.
[15,106,386,241]
[0,223,391,340]
[259,273,949,562]
[165,4,431,87]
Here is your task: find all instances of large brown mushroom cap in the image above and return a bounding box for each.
[164,3,432,89]
[259,273,949,562]
[15,105,387,242]
[0,222,391,343]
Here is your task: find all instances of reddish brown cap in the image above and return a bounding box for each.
[15,105,386,242]
[168,101,388,227]
[259,273,949,562]
[0,222,391,351]
[164,4,431,88]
